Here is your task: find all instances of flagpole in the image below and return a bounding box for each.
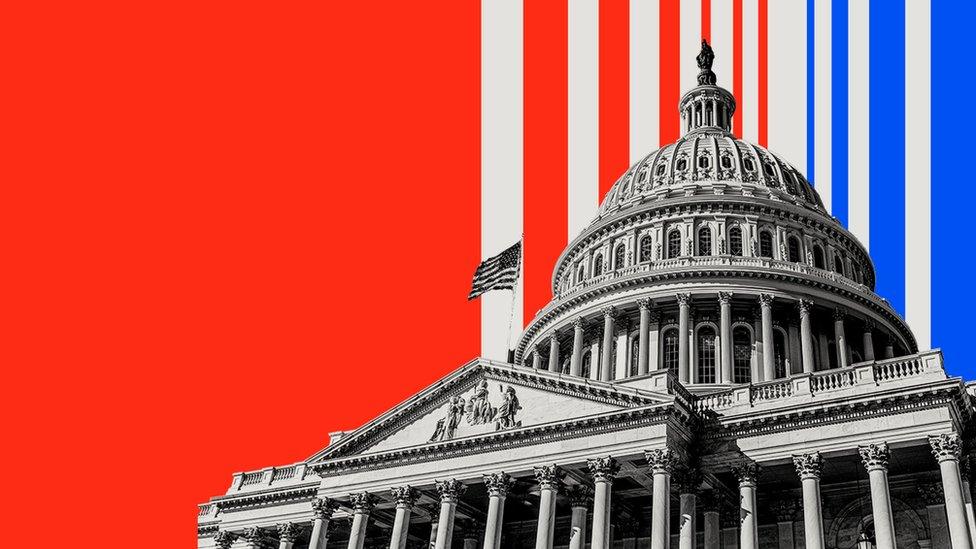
[504,238,524,364]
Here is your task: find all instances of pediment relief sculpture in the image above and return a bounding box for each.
[430,380,522,442]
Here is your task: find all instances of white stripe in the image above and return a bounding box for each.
[711,0,734,90]
[481,0,523,360]
[680,0,702,96]
[742,0,759,142]
[568,0,599,241]
[768,0,807,174]
[905,0,931,350]
[848,0,870,247]
[631,0,660,163]
[813,0,832,212]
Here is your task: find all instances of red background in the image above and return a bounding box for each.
[2,2,481,547]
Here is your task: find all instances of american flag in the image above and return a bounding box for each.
[478,0,962,371]
[469,241,523,300]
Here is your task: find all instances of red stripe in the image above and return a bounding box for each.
[660,0,681,143]
[599,0,629,201]
[702,0,712,42]
[732,0,742,137]
[524,0,568,327]
[758,0,768,147]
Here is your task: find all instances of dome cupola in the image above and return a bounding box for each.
[679,39,736,134]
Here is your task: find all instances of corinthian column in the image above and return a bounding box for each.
[534,465,564,549]
[309,498,339,549]
[548,332,560,373]
[645,448,675,549]
[588,457,620,549]
[243,527,268,549]
[567,487,591,549]
[277,523,301,549]
[532,346,542,369]
[677,294,692,382]
[702,492,721,549]
[792,452,825,549]
[638,298,652,375]
[675,468,701,549]
[733,463,761,549]
[348,493,375,549]
[570,318,586,376]
[858,443,896,549]
[798,300,815,373]
[601,307,616,381]
[483,473,513,549]
[833,309,849,368]
[930,434,974,549]
[719,292,733,383]
[214,531,238,549]
[389,486,418,549]
[434,480,466,549]
[759,294,775,380]
[862,320,876,361]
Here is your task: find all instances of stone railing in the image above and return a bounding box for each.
[229,463,310,492]
[271,465,297,482]
[240,471,265,487]
[694,350,945,413]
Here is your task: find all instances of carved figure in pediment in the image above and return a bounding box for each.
[495,386,522,431]
[430,395,467,442]
[465,380,495,426]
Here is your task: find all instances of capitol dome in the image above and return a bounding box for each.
[516,41,914,389]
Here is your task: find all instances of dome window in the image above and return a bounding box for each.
[813,245,826,269]
[697,326,717,383]
[721,155,733,169]
[593,255,604,276]
[773,328,788,378]
[639,236,653,262]
[733,326,752,383]
[662,328,680,372]
[743,158,755,172]
[729,226,744,256]
[852,261,862,283]
[656,164,666,176]
[763,162,775,177]
[667,229,682,259]
[577,264,586,283]
[787,236,801,262]
[759,230,774,258]
[581,350,592,379]
[783,170,798,194]
[614,244,626,270]
[697,227,713,256]
[629,336,640,377]
[832,254,845,276]
[676,158,688,171]
[697,154,711,169]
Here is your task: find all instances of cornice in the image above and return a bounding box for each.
[210,484,319,513]
[519,266,914,363]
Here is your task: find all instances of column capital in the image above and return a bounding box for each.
[930,433,963,463]
[644,448,676,474]
[676,293,692,306]
[797,299,813,315]
[792,452,823,480]
[573,317,586,329]
[833,308,847,321]
[919,482,945,506]
[758,293,774,307]
[731,461,761,486]
[483,472,515,497]
[390,486,419,508]
[864,318,876,332]
[770,499,798,523]
[311,497,340,520]
[567,485,592,508]
[638,297,653,311]
[673,465,703,494]
[349,492,376,513]
[214,530,238,549]
[718,291,733,304]
[534,464,565,490]
[435,479,467,502]
[587,456,620,481]
[277,522,302,543]
[549,331,559,342]
[858,442,890,472]
[242,526,268,545]
[601,306,617,319]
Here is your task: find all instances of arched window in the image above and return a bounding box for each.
[581,351,592,379]
[773,328,788,379]
[759,230,774,258]
[697,326,717,383]
[729,226,743,256]
[561,358,571,375]
[577,264,586,283]
[667,230,682,259]
[593,255,604,276]
[832,254,844,276]
[614,244,626,270]
[639,236,653,262]
[662,328,680,372]
[851,261,862,284]
[813,245,826,269]
[629,336,640,377]
[787,236,801,262]
[697,227,712,256]
[733,327,752,383]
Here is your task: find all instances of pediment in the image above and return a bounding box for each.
[310,359,674,462]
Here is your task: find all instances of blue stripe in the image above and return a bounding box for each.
[933,0,975,374]
[868,0,905,316]
[831,0,848,227]
[806,0,815,184]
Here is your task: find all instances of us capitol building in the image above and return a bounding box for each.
[198,44,976,549]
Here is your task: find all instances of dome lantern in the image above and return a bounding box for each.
[679,39,736,134]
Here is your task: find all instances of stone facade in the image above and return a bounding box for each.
[198,44,976,549]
